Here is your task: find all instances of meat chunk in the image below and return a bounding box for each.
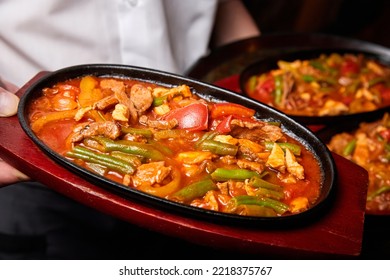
[139,115,178,129]
[237,159,264,173]
[266,143,286,173]
[100,79,138,123]
[231,124,284,143]
[112,103,130,122]
[129,84,153,114]
[131,161,171,188]
[93,94,118,110]
[285,148,304,180]
[70,121,121,142]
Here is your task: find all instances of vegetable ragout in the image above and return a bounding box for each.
[28,76,323,217]
[244,53,390,117]
[327,113,390,214]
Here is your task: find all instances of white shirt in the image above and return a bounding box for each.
[0,0,219,86]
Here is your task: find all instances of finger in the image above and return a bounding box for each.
[0,87,20,117]
[0,159,30,187]
[0,79,19,93]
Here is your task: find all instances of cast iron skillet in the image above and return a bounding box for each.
[185,33,390,83]
[239,48,390,125]
[17,64,336,227]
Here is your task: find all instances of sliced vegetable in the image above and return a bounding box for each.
[31,109,78,133]
[227,195,290,215]
[343,139,357,156]
[249,176,283,191]
[273,75,283,105]
[121,127,153,139]
[367,185,390,201]
[66,146,136,174]
[214,115,234,133]
[78,76,102,106]
[211,168,259,181]
[138,167,181,198]
[194,131,219,149]
[210,102,255,119]
[265,141,302,156]
[164,103,208,131]
[92,136,164,160]
[197,139,238,156]
[170,178,217,202]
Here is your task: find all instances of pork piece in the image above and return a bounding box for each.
[129,84,153,114]
[285,148,304,179]
[74,106,92,121]
[100,79,138,123]
[70,121,121,142]
[139,115,178,129]
[131,161,171,188]
[112,103,129,122]
[93,94,118,110]
[266,143,286,173]
[237,138,269,162]
[237,159,265,173]
[230,124,284,142]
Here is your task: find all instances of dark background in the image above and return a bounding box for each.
[243,0,390,48]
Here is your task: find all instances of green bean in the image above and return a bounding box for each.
[265,141,301,156]
[153,95,168,107]
[198,140,238,156]
[170,178,216,202]
[274,75,283,105]
[154,129,194,140]
[194,131,219,149]
[228,195,289,215]
[343,139,356,156]
[368,77,385,87]
[92,136,164,160]
[249,176,283,191]
[248,75,258,92]
[302,74,315,82]
[110,151,143,166]
[121,127,153,138]
[309,60,326,71]
[248,177,284,200]
[253,188,285,200]
[66,146,136,175]
[211,168,259,181]
[266,121,281,127]
[367,185,390,201]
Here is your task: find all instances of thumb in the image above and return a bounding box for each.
[0,159,30,187]
[0,87,20,117]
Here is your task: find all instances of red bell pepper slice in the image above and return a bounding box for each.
[164,102,208,131]
[253,76,275,104]
[340,58,360,76]
[214,115,234,133]
[379,129,390,142]
[214,115,259,134]
[210,102,255,119]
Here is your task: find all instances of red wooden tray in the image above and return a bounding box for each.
[0,86,368,259]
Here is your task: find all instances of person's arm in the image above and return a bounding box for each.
[211,0,260,48]
[0,79,30,186]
